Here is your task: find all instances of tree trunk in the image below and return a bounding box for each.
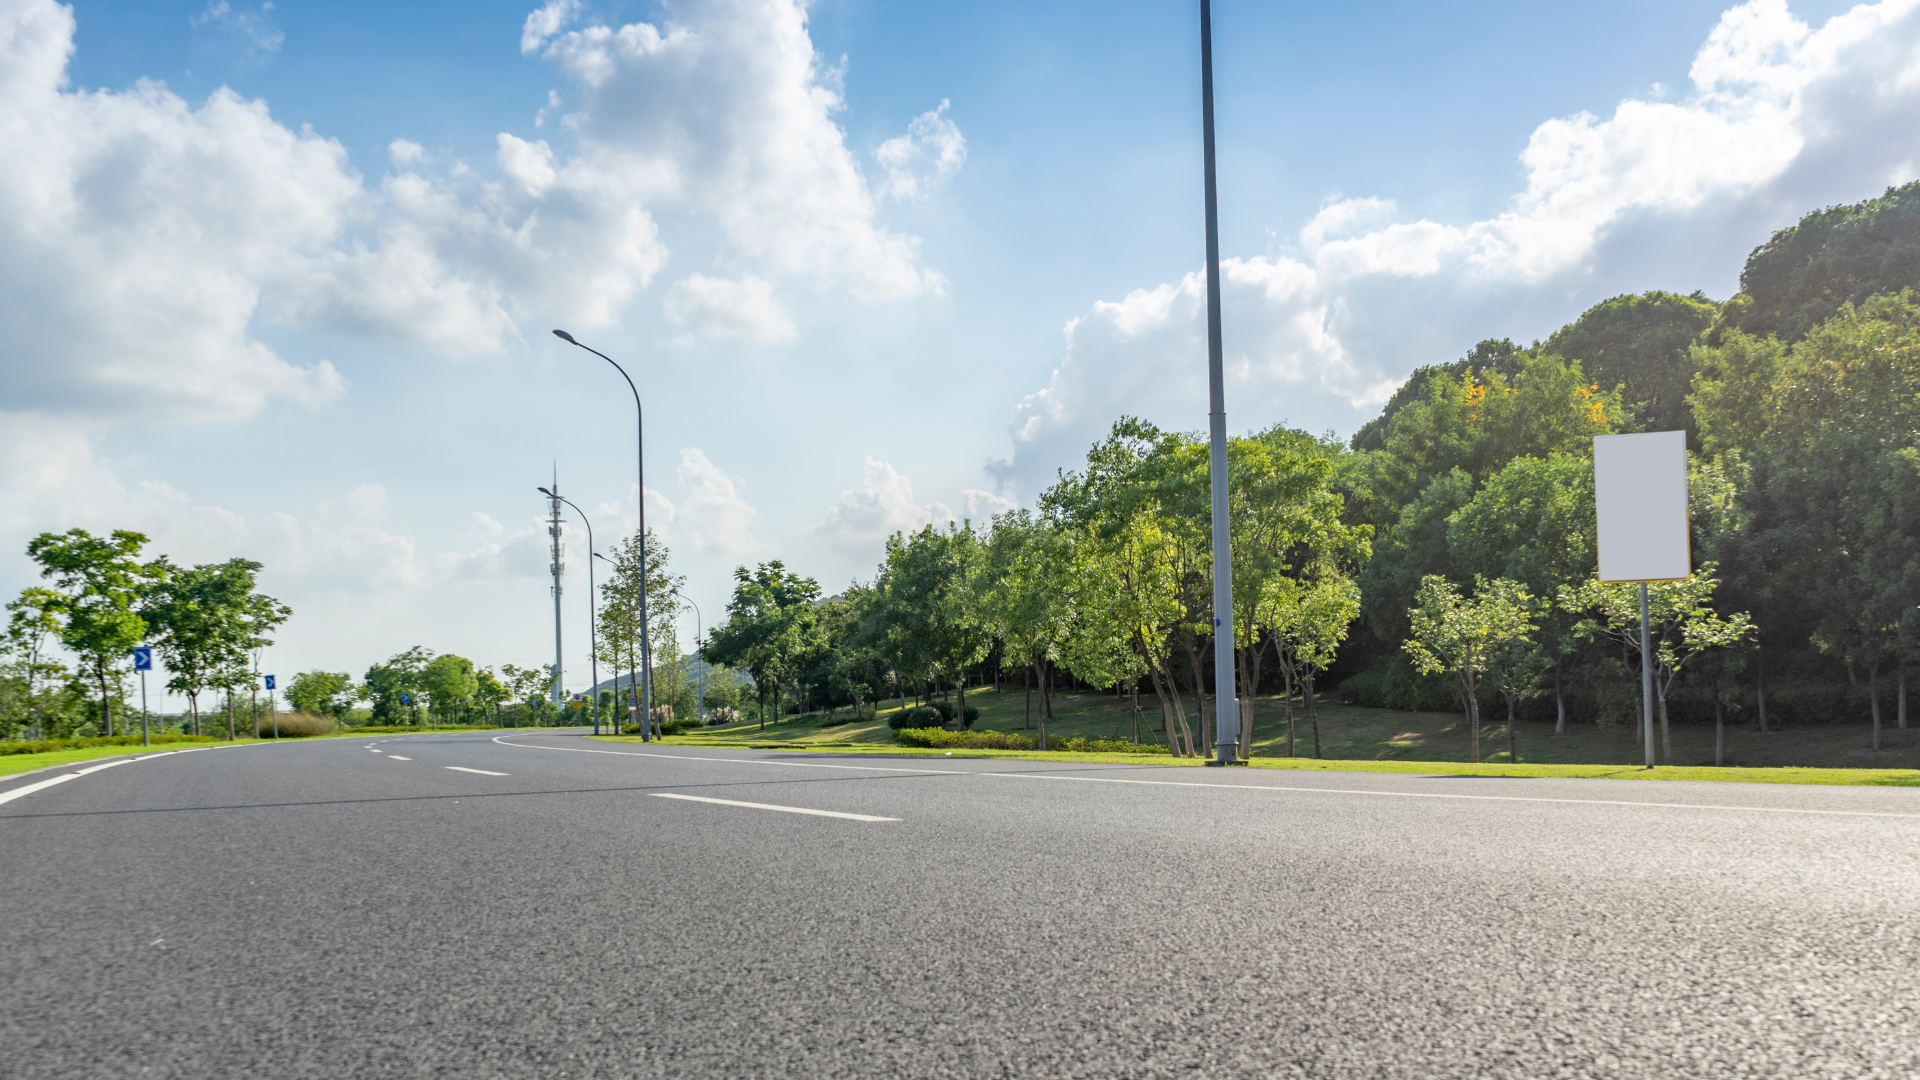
[1506,691,1518,764]
[1714,695,1725,767]
[957,677,968,731]
[226,696,235,741]
[1553,662,1566,735]
[1657,685,1672,766]
[1147,662,1193,757]
[97,660,114,737]
[1306,675,1320,759]
[1131,682,1140,745]
[1869,662,1881,753]
[1462,674,1479,764]
[1284,667,1296,758]
[1188,649,1211,760]
[189,693,200,738]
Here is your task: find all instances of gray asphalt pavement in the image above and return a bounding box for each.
[3,729,1918,1078]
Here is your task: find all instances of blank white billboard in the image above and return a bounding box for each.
[1594,431,1690,583]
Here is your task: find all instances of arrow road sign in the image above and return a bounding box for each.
[265,675,277,691]
[401,692,410,705]
[131,647,152,671]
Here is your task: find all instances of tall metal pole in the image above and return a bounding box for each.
[1200,0,1240,765]
[140,670,149,747]
[553,331,653,742]
[548,471,566,720]
[1640,583,1656,768]
[675,592,704,722]
[548,490,600,735]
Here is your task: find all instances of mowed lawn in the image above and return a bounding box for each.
[660,683,1920,774]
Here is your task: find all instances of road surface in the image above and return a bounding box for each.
[3,728,1917,1078]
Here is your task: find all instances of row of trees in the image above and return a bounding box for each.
[2,530,288,740]
[701,182,1920,761]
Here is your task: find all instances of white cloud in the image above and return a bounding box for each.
[990,0,1920,492]
[190,1,283,67]
[961,489,1015,522]
[519,0,579,55]
[875,99,966,203]
[0,0,953,438]
[674,448,767,556]
[664,274,797,343]
[537,0,952,302]
[814,458,953,551]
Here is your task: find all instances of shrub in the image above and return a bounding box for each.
[888,706,945,731]
[1336,659,1459,712]
[255,711,336,738]
[891,728,1171,754]
[0,733,216,756]
[894,727,1036,750]
[706,707,741,727]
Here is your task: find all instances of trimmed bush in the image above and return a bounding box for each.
[895,727,1036,750]
[0,733,217,756]
[891,728,1171,754]
[254,711,336,738]
[888,706,944,731]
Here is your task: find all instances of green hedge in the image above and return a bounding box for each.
[892,728,1170,754]
[0,733,218,756]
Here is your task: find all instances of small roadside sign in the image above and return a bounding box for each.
[131,647,152,671]
[401,691,411,705]
[264,674,277,690]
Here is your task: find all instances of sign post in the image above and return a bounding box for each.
[131,647,153,747]
[1593,431,1691,768]
[265,675,278,739]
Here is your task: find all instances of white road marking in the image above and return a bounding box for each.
[651,792,898,822]
[445,766,508,776]
[387,756,411,761]
[489,735,1920,821]
[368,749,383,753]
[0,757,136,807]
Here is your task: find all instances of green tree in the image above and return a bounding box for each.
[1404,575,1538,764]
[3,588,66,741]
[475,669,509,725]
[1545,290,1718,438]
[705,561,821,729]
[1262,575,1361,759]
[365,647,432,726]
[142,557,287,739]
[1563,567,1754,765]
[26,529,156,736]
[420,654,478,725]
[1734,179,1920,343]
[286,671,353,718]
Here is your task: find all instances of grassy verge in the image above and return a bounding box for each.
[588,683,1920,787]
[0,725,513,780]
[587,736,1920,786]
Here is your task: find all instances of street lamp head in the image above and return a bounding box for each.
[537,486,553,497]
[551,329,576,344]
[594,552,611,563]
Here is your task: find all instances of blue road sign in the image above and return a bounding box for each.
[401,692,411,705]
[264,675,276,691]
[131,647,152,671]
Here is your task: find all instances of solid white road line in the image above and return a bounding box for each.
[491,735,1920,821]
[445,766,508,776]
[651,792,899,822]
[0,757,136,807]
[387,756,411,761]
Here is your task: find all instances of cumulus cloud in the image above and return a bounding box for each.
[875,99,966,202]
[0,0,955,434]
[673,448,768,555]
[664,274,797,342]
[990,0,1920,492]
[814,458,953,551]
[962,489,1015,522]
[190,1,284,67]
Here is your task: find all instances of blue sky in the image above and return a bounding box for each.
[3,0,1910,707]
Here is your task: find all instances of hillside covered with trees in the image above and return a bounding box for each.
[705,182,1920,764]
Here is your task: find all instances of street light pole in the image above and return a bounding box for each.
[544,488,601,735]
[553,330,654,742]
[673,591,704,722]
[1200,0,1240,765]
[546,472,566,721]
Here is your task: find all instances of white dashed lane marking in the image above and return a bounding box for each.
[445,767,508,776]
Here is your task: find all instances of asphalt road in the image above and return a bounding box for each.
[3,729,1918,1079]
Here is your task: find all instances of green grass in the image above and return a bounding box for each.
[595,683,1920,787]
[0,725,507,779]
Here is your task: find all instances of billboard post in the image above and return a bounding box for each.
[1593,431,1690,768]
